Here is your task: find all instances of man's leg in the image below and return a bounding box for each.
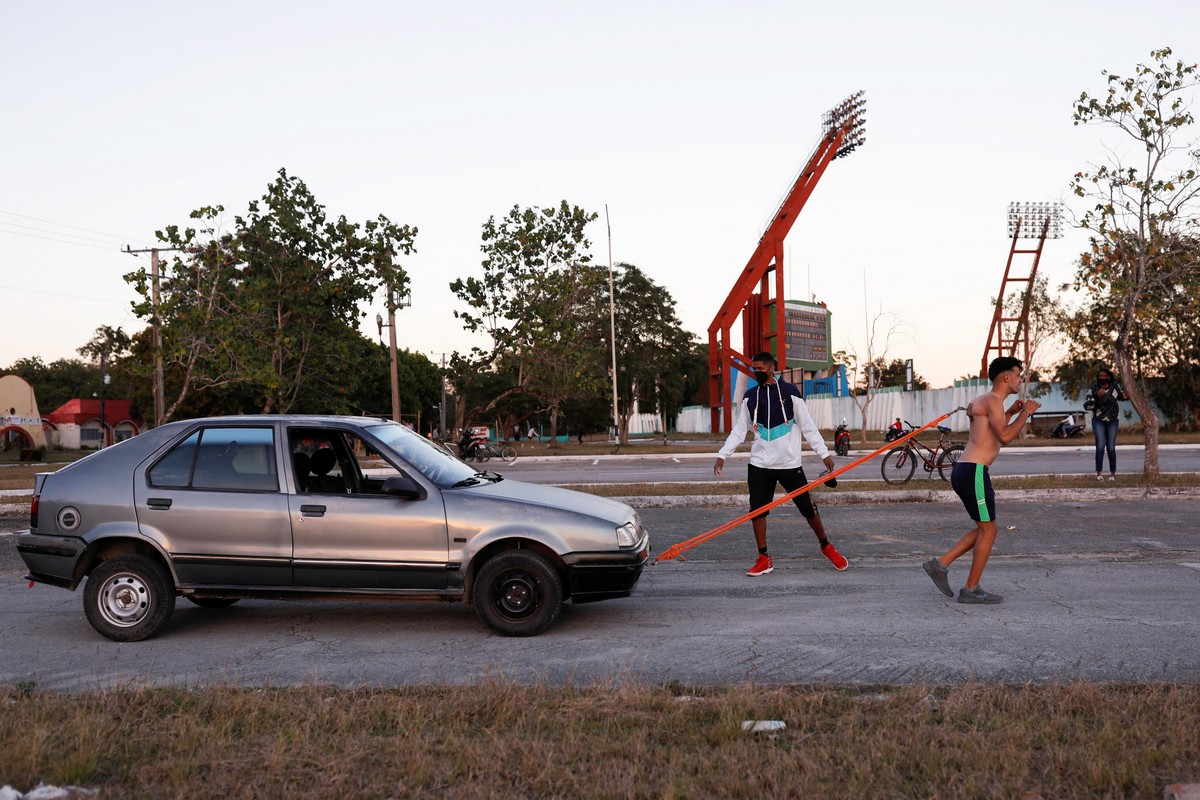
[745,465,775,576]
[963,521,998,589]
[752,516,768,550]
[939,526,980,566]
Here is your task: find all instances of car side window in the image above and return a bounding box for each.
[289,428,400,496]
[148,431,199,488]
[149,427,278,491]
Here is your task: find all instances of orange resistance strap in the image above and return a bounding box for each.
[654,408,966,563]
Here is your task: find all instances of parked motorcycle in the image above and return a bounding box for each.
[1050,420,1084,439]
[834,420,851,457]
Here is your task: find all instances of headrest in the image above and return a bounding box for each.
[310,448,337,476]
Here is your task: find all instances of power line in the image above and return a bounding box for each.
[0,283,131,304]
[0,226,121,252]
[0,209,153,246]
[0,219,123,246]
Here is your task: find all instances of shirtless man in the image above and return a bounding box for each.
[922,356,1040,604]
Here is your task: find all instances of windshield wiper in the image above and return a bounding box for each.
[483,470,504,482]
[451,470,496,488]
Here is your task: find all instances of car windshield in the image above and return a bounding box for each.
[366,423,481,488]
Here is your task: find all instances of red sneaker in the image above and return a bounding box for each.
[823,543,848,571]
[746,554,774,576]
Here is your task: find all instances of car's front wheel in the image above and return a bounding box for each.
[83,555,176,642]
[474,550,563,637]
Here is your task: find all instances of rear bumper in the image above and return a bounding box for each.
[562,539,650,603]
[16,531,85,589]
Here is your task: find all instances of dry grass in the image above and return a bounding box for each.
[1,681,1197,799]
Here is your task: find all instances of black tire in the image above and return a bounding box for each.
[835,437,849,457]
[881,446,916,485]
[474,550,564,637]
[83,555,176,642]
[499,445,517,463]
[186,596,239,609]
[937,445,965,482]
[472,444,490,463]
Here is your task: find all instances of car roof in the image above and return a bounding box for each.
[158,415,393,431]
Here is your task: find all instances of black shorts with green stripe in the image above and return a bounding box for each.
[950,461,996,523]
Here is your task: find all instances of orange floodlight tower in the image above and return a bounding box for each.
[980,202,1063,377]
[707,92,866,433]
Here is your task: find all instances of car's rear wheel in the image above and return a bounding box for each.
[474,550,563,636]
[186,596,239,609]
[83,555,176,642]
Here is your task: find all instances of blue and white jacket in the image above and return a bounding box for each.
[717,378,829,469]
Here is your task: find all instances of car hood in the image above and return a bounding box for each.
[457,479,633,525]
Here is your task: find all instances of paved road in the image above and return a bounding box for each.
[489,444,1199,485]
[3,497,1197,690]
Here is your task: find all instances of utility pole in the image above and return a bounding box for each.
[123,245,180,428]
[376,277,410,426]
[605,204,619,443]
[98,349,107,449]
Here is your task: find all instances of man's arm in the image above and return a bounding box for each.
[793,395,835,472]
[714,400,751,476]
[988,395,1040,445]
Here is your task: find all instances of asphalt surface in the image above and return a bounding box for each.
[493,443,1199,485]
[3,494,1198,690]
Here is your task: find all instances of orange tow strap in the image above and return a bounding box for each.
[654,408,965,563]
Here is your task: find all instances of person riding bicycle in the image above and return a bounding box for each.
[457,429,478,460]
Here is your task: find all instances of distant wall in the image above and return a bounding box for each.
[676,382,1155,434]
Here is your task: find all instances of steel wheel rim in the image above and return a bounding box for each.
[490,570,540,620]
[98,572,152,628]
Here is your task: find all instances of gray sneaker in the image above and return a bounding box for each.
[957,586,1003,604]
[922,558,953,597]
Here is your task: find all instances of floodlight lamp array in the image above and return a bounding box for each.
[1007,201,1064,239]
[822,91,867,159]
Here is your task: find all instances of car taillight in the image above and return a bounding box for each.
[30,495,39,530]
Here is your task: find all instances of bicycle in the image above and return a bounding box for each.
[880,421,964,484]
[466,439,518,463]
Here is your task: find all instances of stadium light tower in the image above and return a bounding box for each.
[707,92,866,433]
[980,201,1063,378]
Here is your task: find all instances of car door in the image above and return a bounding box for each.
[286,426,450,591]
[134,424,292,587]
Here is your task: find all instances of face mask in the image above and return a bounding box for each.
[753,370,771,384]
[1098,377,1110,384]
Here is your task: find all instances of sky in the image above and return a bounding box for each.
[2,1,1197,391]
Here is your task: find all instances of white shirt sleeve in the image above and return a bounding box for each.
[792,396,830,459]
[717,399,751,460]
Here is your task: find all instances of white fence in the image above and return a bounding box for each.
[674,382,1151,434]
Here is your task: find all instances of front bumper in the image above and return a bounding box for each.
[562,538,651,603]
[16,531,85,589]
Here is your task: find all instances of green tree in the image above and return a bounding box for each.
[448,201,600,439]
[604,263,695,444]
[3,356,97,414]
[124,169,417,421]
[1070,47,1200,475]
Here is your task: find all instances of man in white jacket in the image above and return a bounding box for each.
[714,352,848,577]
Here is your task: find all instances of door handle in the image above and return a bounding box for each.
[146,498,173,510]
[300,504,326,517]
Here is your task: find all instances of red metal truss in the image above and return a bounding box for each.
[707,125,849,433]
[980,215,1051,378]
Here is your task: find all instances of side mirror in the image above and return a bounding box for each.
[382,474,426,501]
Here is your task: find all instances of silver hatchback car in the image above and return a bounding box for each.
[17,416,650,641]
